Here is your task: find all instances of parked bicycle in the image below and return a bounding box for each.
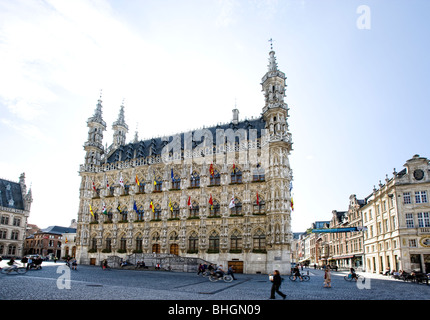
[289,273,310,281]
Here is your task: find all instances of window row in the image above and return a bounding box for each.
[403,191,428,204]
[90,229,267,254]
[92,168,265,197]
[0,244,17,256]
[0,216,22,226]
[0,229,20,240]
[91,199,266,223]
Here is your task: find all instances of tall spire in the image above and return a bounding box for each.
[112,100,129,148]
[84,92,107,166]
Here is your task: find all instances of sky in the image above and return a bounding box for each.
[0,0,429,233]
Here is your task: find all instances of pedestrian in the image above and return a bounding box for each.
[269,270,286,300]
[323,266,331,288]
[227,265,237,280]
[197,264,204,275]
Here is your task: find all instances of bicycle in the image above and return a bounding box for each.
[344,273,364,282]
[289,274,310,282]
[209,273,233,282]
[1,266,28,275]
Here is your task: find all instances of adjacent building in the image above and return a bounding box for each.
[292,155,430,274]
[0,173,32,257]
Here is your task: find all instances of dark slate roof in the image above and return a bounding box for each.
[40,226,76,235]
[107,117,266,164]
[0,178,24,210]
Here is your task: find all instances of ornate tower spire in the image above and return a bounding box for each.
[84,94,106,166]
[112,100,129,149]
[261,44,291,146]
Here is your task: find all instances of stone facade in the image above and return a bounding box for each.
[362,154,430,274]
[0,173,32,257]
[293,155,430,274]
[75,49,294,274]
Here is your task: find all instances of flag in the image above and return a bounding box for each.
[169,198,173,212]
[150,201,154,213]
[92,181,96,191]
[133,201,138,213]
[229,195,235,208]
[102,203,107,215]
[188,196,192,208]
[190,164,193,180]
[119,174,124,188]
[232,162,236,174]
[106,178,109,188]
[289,181,293,192]
[256,192,260,206]
[89,204,94,217]
[171,169,174,182]
[153,179,157,186]
[209,163,214,177]
[291,197,294,211]
[209,194,213,210]
[117,204,122,213]
[135,174,140,186]
[65,236,68,244]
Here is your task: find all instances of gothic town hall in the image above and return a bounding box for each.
[75,49,294,274]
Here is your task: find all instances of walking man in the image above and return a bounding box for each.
[269,270,286,300]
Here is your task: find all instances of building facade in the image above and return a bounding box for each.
[291,155,430,274]
[0,173,32,257]
[362,154,430,274]
[25,225,77,259]
[75,49,294,274]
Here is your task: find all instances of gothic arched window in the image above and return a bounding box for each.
[153,204,161,220]
[171,173,181,190]
[209,169,221,186]
[209,199,220,217]
[230,198,242,216]
[190,171,200,188]
[253,229,266,252]
[253,196,266,214]
[208,231,220,253]
[230,230,242,252]
[188,231,198,253]
[189,201,199,218]
[231,167,242,184]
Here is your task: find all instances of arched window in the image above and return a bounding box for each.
[105,210,113,223]
[91,237,97,251]
[230,198,242,215]
[105,237,112,251]
[253,229,266,252]
[208,231,220,253]
[209,169,221,186]
[120,208,128,222]
[136,205,144,221]
[169,231,179,241]
[154,176,162,192]
[153,204,161,220]
[189,201,199,218]
[190,171,200,188]
[120,235,127,251]
[135,234,143,252]
[253,196,266,214]
[171,202,180,219]
[209,199,220,217]
[152,232,160,253]
[252,164,265,182]
[188,231,198,253]
[230,230,242,252]
[231,167,242,184]
[171,173,181,190]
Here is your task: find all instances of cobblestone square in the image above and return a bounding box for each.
[1,262,428,301]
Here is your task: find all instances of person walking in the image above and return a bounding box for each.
[323,266,332,288]
[269,270,286,300]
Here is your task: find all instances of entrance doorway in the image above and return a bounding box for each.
[170,244,179,255]
[228,260,244,274]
